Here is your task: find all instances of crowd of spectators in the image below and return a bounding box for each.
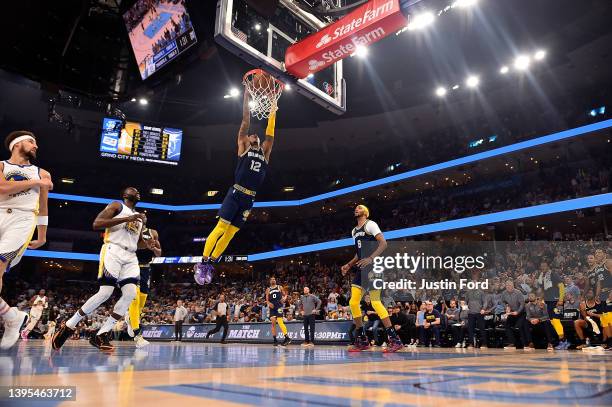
[6,241,610,350]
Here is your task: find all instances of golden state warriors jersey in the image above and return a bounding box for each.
[0,161,41,212]
[104,203,143,252]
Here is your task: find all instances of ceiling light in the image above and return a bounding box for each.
[61,178,75,184]
[534,49,546,60]
[229,88,240,97]
[466,75,479,88]
[285,84,291,91]
[453,0,478,7]
[435,87,447,97]
[408,12,435,31]
[499,66,509,74]
[514,55,530,70]
[452,84,460,90]
[283,186,295,192]
[207,190,219,197]
[254,23,261,31]
[150,188,164,195]
[354,45,368,58]
[139,98,148,105]
[130,97,136,102]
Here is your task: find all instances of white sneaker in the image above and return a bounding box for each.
[0,309,28,349]
[455,343,462,348]
[134,335,149,348]
[125,313,134,338]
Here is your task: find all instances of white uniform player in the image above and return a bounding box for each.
[98,203,143,286]
[53,187,155,352]
[21,290,49,339]
[0,131,52,350]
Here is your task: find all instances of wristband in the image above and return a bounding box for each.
[37,216,49,226]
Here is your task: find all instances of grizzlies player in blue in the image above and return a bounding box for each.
[200,88,276,265]
[266,277,291,346]
[341,205,402,352]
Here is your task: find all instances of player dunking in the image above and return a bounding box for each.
[125,227,161,348]
[341,205,403,353]
[52,187,157,351]
[197,87,277,270]
[266,277,291,346]
[0,131,53,349]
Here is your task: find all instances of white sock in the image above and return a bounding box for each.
[66,312,84,330]
[97,316,118,335]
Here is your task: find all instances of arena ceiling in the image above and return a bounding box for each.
[1,0,611,128]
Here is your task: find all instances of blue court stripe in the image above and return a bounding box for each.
[48,119,612,211]
[24,193,612,262]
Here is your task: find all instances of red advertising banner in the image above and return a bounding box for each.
[285,0,409,79]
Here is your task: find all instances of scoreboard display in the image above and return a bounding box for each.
[100,118,182,166]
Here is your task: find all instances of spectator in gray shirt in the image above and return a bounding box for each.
[465,284,491,348]
[502,280,529,349]
[173,300,187,342]
[298,287,321,347]
[525,293,554,350]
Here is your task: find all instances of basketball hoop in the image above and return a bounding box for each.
[243,69,284,120]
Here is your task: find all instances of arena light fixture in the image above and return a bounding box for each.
[452,84,460,90]
[139,98,148,105]
[534,49,546,60]
[207,190,219,197]
[254,23,261,31]
[514,55,531,70]
[150,188,164,195]
[283,186,295,192]
[499,66,509,74]
[61,178,75,184]
[285,84,291,91]
[229,88,240,97]
[408,12,435,31]
[453,0,478,8]
[353,45,368,58]
[466,75,479,88]
[435,87,447,97]
[130,97,136,102]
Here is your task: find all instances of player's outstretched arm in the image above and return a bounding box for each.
[237,89,251,156]
[28,169,52,249]
[262,104,277,162]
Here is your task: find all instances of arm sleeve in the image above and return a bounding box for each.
[365,221,382,237]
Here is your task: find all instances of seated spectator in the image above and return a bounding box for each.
[574,290,603,349]
[362,295,382,346]
[525,293,555,350]
[419,301,441,347]
[390,304,410,345]
[445,300,462,347]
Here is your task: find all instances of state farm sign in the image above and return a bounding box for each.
[285,0,409,78]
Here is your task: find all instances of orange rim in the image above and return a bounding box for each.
[243,68,285,90]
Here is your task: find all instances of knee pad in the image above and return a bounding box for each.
[82,285,115,315]
[113,284,137,315]
[349,286,363,319]
[369,290,389,319]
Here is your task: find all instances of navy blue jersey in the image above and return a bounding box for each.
[269,286,283,307]
[235,146,267,191]
[351,220,382,260]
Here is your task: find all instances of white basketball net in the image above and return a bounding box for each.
[243,70,284,120]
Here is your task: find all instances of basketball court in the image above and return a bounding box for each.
[2,341,610,406]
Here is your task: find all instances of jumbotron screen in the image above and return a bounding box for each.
[124,0,197,80]
[99,117,182,166]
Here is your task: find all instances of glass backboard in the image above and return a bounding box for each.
[215,0,346,115]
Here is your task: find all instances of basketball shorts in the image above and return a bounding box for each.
[0,208,36,271]
[601,312,611,327]
[139,265,152,294]
[270,304,283,318]
[98,243,140,287]
[351,264,375,290]
[218,186,255,228]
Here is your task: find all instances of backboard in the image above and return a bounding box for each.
[215,0,346,115]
